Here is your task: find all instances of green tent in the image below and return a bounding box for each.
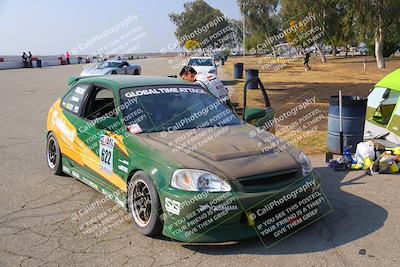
[365,68,400,145]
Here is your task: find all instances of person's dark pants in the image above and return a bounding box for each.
[66,58,70,64]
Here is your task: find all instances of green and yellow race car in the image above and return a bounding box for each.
[46,75,323,242]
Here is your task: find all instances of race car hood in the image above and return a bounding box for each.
[80,67,113,76]
[192,66,215,74]
[135,125,301,180]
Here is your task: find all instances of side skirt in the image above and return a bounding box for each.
[61,156,128,210]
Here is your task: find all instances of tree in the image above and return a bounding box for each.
[352,0,400,69]
[169,0,234,51]
[227,18,244,47]
[237,0,280,55]
[280,0,329,63]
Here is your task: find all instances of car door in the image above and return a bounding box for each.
[116,62,128,74]
[71,83,130,194]
[236,78,275,133]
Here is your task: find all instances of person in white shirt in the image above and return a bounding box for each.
[179,66,229,102]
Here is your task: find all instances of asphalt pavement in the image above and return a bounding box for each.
[0,58,399,266]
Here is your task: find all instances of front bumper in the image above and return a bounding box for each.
[159,172,323,242]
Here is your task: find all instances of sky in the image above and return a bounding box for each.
[0,0,242,55]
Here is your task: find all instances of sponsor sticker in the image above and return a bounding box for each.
[62,166,71,174]
[72,170,80,178]
[125,87,206,98]
[51,110,75,142]
[118,165,128,173]
[165,197,181,215]
[75,86,86,95]
[118,159,129,165]
[100,135,114,174]
[65,103,74,111]
[127,124,142,134]
[71,96,80,103]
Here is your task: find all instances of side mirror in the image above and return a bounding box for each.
[95,116,120,131]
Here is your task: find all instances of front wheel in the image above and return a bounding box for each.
[127,171,162,236]
[46,132,62,175]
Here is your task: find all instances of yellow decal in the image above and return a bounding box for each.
[48,99,127,192]
[106,130,129,156]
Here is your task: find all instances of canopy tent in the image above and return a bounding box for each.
[365,69,400,145]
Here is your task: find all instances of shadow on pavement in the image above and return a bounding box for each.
[222,80,242,86]
[182,166,387,255]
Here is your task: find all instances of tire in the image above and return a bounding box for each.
[133,69,139,75]
[111,71,117,75]
[127,171,162,236]
[46,132,63,175]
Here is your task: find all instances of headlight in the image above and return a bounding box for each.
[299,152,313,176]
[208,68,217,74]
[171,169,231,192]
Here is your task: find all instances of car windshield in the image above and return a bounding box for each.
[98,62,122,68]
[120,85,241,133]
[188,58,213,67]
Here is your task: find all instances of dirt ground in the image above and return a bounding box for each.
[223,55,400,154]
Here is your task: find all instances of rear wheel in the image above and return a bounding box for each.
[127,171,162,236]
[133,69,139,75]
[46,132,62,175]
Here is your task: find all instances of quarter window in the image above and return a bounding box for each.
[61,84,89,115]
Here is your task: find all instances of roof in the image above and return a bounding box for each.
[189,57,213,59]
[70,75,191,91]
[375,68,400,92]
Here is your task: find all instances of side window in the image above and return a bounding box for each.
[370,88,400,126]
[367,87,387,108]
[395,101,400,116]
[83,87,116,120]
[61,84,89,115]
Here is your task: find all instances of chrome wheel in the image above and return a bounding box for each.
[47,137,57,169]
[131,179,152,227]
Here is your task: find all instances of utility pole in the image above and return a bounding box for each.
[242,2,245,59]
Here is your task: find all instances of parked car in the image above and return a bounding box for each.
[187,56,217,75]
[359,47,369,55]
[46,75,322,242]
[80,60,141,76]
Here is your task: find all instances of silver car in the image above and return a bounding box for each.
[80,60,141,76]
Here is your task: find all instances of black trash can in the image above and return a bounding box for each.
[220,58,225,65]
[234,63,244,79]
[327,95,367,153]
[245,69,259,89]
[36,59,42,68]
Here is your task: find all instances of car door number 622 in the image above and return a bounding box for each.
[99,135,114,174]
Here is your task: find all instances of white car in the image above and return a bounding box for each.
[359,47,368,55]
[187,57,217,75]
[80,60,141,76]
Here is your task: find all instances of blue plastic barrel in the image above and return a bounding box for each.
[234,63,244,79]
[245,69,259,89]
[327,95,367,153]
